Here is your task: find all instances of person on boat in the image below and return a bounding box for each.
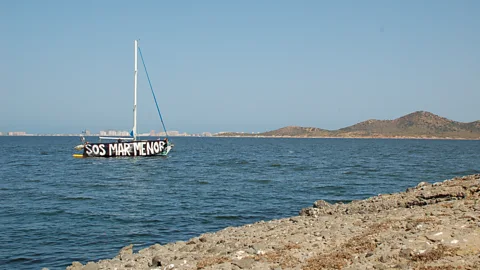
[163,138,168,146]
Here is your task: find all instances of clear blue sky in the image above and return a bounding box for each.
[1,1,479,134]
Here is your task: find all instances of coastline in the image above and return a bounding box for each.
[2,134,479,141]
[214,135,480,140]
[66,174,480,270]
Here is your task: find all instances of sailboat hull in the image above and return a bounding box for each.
[76,140,170,158]
[73,40,173,158]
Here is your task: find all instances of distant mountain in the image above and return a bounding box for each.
[337,111,480,138]
[260,126,331,137]
[217,111,480,139]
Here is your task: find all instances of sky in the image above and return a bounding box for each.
[1,1,479,134]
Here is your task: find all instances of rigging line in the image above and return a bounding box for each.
[137,46,169,140]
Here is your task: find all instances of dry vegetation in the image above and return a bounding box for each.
[254,243,302,269]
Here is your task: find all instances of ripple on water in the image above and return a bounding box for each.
[85,182,111,188]
[247,179,272,184]
[214,215,240,220]
[7,257,37,264]
[60,196,94,201]
[313,185,344,190]
[197,180,210,184]
[38,209,66,216]
[293,166,313,171]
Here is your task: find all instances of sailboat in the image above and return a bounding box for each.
[73,40,172,158]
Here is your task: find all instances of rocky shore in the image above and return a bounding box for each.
[67,174,480,270]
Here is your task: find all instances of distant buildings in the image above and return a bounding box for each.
[7,131,27,136]
[99,130,130,136]
[149,130,188,137]
[95,129,220,137]
[0,129,221,137]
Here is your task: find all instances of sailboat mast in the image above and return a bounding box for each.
[133,40,138,141]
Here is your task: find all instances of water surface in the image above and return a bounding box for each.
[0,136,478,269]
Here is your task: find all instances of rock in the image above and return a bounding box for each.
[118,244,133,260]
[373,263,387,270]
[299,207,317,216]
[416,182,431,188]
[313,200,331,208]
[462,212,478,221]
[426,231,444,242]
[399,248,413,258]
[251,243,267,253]
[234,250,246,260]
[66,261,83,270]
[405,222,415,231]
[232,258,255,269]
[392,262,409,269]
[206,246,225,254]
[83,262,99,270]
[179,244,194,252]
[289,217,299,223]
[149,255,162,267]
[212,262,236,270]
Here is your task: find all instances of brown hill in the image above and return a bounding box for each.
[338,111,480,138]
[217,111,480,139]
[260,126,332,137]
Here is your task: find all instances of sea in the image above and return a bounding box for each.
[0,136,479,269]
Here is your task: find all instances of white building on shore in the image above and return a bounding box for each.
[7,131,27,136]
[99,130,130,136]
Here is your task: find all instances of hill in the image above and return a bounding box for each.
[217,111,480,139]
[260,126,332,137]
